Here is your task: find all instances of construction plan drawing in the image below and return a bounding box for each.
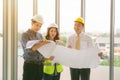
[26,40,100,68]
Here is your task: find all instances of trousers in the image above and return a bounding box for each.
[23,62,43,80]
[43,73,60,80]
[70,68,90,80]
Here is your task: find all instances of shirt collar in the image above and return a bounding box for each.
[75,32,84,37]
[27,29,37,34]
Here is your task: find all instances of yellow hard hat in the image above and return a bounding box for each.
[74,17,84,25]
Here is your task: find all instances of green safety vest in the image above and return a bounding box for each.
[43,59,63,75]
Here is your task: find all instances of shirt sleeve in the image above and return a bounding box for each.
[87,36,94,48]
[21,32,29,49]
[21,33,36,55]
[87,36,101,54]
[67,35,73,47]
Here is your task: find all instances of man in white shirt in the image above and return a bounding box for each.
[67,17,102,80]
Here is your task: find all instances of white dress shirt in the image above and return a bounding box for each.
[67,32,94,50]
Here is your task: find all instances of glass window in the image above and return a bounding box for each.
[86,0,110,80]
[60,0,81,80]
[0,0,3,79]
[99,43,105,47]
[115,0,120,80]
[60,0,81,34]
[18,0,33,79]
[38,0,55,35]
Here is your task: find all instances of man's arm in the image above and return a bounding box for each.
[32,40,50,51]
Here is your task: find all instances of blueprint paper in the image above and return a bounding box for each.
[52,46,99,68]
[26,40,39,49]
[26,40,100,68]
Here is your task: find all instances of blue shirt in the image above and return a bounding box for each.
[21,29,44,62]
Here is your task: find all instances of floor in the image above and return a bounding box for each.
[0,56,120,80]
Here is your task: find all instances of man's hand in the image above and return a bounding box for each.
[38,40,50,46]
[68,45,72,48]
[44,56,55,61]
[32,40,50,51]
[98,52,103,58]
[49,56,55,60]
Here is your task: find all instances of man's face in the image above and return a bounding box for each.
[32,22,42,32]
[74,22,84,35]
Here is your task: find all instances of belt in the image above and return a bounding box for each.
[25,60,43,65]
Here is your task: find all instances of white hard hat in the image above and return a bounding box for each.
[48,23,58,28]
[31,14,44,24]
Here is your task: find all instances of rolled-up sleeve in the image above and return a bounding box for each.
[21,32,38,60]
[21,33,29,49]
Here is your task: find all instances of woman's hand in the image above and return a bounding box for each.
[56,40,63,45]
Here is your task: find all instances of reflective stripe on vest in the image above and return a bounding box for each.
[44,59,63,74]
